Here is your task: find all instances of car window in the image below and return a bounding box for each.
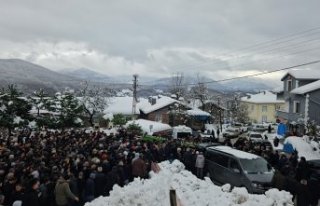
[207,152,229,168]
[229,158,240,171]
[239,158,271,174]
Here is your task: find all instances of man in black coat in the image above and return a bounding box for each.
[22,178,40,206]
[94,167,107,197]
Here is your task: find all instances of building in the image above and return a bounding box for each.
[241,91,285,123]
[140,95,211,130]
[276,69,320,134]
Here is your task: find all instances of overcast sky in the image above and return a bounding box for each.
[1,0,320,83]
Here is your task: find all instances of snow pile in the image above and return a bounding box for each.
[85,160,293,206]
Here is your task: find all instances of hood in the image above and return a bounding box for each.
[246,172,274,183]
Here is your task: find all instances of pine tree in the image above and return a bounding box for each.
[0,85,32,135]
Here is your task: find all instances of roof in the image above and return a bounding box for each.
[285,136,320,161]
[290,80,320,94]
[126,119,172,135]
[240,91,285,104]
[281,69,320,81]
[140,96,178,114]
[208,146,259,159]
[104,96,149,115]
[186,109,211,116]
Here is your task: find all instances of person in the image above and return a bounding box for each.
[296,157,309,182]
[94,167,107,198]
[131,154,146,178]
[55,174,79,206]
[22,178,40,206]
[195,151,205,179]
[0,194,4,206]
[268,124,272,133]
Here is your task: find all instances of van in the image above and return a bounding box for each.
[205,146,274,194]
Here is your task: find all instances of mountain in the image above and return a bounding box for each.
[59,68,111,83]
[147,75,272,93]
[0,59,79,94]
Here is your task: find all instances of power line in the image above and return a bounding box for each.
[149,60,320,87]
[150,26,320,72]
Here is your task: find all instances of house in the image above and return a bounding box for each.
[240,91,285,123]
[139,95,211,130]
[276,69,320,134]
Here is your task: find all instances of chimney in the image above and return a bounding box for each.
[148,96,157,105]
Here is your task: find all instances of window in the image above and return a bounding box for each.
[262,105,268,112]
[295,80,299,89]
[275,105,281,111]
[229,158,241,171]
[262,115,267,122]
[155,113,162,122]
[207,152,229,168]
[287,79,292,91]
[293,101,300,113]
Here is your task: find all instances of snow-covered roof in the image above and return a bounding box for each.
[86,160,293,206]
[285,136,320,161]
[186,109,211,116]
[173,125,192,133]
[281,69,320,81]
[290,80,320,94]
[140,96,178,114]
[126,119,172,135]
[104,96,149,115]
[240,91,285,104]
[210,146,259,159]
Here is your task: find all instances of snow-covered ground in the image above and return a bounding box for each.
[85,160,293,206]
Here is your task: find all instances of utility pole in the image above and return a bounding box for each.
[218,97,223,134]
[132,74,138,120]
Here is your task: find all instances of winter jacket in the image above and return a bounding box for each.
[55,178,77,206]
[132,158,147,178]
[22,189,40,206]
[195,154,205,169]
[94,172,107,197]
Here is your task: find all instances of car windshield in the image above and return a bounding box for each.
[250,134,262,139]
[240,158,271,174]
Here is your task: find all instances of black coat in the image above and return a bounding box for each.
[94,173,107,197]
[22,189,40,206]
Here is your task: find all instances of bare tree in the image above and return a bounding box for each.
[189,74,208,110]
[80,82,111,126]
[169,72,186,100]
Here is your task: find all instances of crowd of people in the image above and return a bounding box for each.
[0,127,210,206]
[0,126,319,206]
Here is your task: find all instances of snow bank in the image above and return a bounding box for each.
[85,160,293,206]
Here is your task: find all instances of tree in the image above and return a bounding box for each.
[80,82,110,126]
[126,123,143,136]
[230,98,250,123]
[0,85,32,135]
[54,90,84,129]
[169,72,186,100]
[189,74,208,110]
[112,114,127,126]
[28,88,51,116]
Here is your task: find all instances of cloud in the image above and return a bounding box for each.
[0,0,320,83]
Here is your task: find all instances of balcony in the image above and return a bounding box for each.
[276,110,304,122]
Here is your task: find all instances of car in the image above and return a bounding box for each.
[251,124,268,132]
[223,127,241,139]
[233,123,248,133]
[205,146,274,194]
[248,132,264,140]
